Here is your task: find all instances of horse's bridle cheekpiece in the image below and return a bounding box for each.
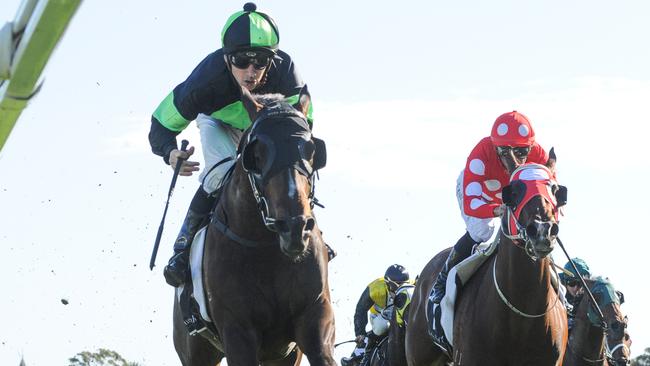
[241,101,326,232]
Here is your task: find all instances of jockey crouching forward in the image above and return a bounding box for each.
[344,265,413,366]
[148,3,334,288]
[430,111,556,346]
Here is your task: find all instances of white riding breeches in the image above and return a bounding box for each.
[369,312,390,336]
[456,170,500,243]
[196,114,243,194]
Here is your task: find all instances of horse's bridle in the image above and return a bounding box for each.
[494,166,564,316]
[241,104,324,233]
[492,254,561,318]
[246,168,321,232]
[567,323,631,366]
[500,209,546,260]
[500,164,564,261]
[568,290,630,366]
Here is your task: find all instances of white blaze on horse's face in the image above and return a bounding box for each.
[604,302,631,364]
[521,195,559,256]
[286,168,297,200]
[265,168,315,260]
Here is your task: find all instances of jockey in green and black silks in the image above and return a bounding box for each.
[148,2,313,290]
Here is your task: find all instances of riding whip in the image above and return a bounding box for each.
[556,237,606,327]
[149,139,189,270]
[334,340,357,348]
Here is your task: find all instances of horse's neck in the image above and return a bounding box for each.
[570,298,606,364]
[220,167,273,239]
[496,235,554,310]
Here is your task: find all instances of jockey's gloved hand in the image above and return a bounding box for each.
[355,334,366,348]
[169,146,200,176]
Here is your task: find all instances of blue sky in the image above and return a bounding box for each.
[1,1,649,365]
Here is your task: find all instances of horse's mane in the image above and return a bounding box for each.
[252,93,286,106]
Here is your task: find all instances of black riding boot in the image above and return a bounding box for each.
[163,186,215,287]
[359,332,380,366]
[431,231,477,304]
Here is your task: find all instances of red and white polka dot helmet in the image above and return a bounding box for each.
[490,111,535,147]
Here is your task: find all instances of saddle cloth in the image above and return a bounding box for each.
[427,238,499,348]
[175,226,225,350]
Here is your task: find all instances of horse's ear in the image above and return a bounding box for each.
[240,86,263,122]
[616,290,625,304]
[502,180,526,209]
[546,147,557,175]
[292,84,311,119]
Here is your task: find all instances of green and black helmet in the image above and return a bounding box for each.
[221,3,279,55]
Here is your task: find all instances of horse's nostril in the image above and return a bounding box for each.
[550,223,559,236]
[305,217,315,232]
[526,224,537,238]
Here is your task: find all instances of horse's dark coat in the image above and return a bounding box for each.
[171,88,336,366]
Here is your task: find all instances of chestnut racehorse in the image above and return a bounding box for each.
[406,163,568,366]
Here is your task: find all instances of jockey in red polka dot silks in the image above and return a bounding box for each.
[430,111,555,346]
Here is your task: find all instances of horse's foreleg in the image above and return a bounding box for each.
[220,324,260,366]
[294,302,336,366]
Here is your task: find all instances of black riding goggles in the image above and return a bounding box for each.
[229,51,271,70]
[385,278,406,293]
[564,278,580,287]
[496,146,531,159]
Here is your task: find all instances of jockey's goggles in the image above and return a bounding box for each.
[229,51,271,70]
[385,278,405,293]
[496,146,531,159]
[564,278,580,287]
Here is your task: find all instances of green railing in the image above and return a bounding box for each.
[0,0,81,151]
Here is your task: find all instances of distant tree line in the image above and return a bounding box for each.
[632,347,650,366]
[15,345,650,365]
[17,348,140,366]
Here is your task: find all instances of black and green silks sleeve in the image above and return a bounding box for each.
[148,49,238,163]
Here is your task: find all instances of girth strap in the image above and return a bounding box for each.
[211,216,276,248]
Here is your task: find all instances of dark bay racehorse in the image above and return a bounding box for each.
[564,278,631,366]
[384,284,415,366]
[172,88,336,366]
[367,294,410,366]
[406,163,568,366]
[345,285,413,366]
